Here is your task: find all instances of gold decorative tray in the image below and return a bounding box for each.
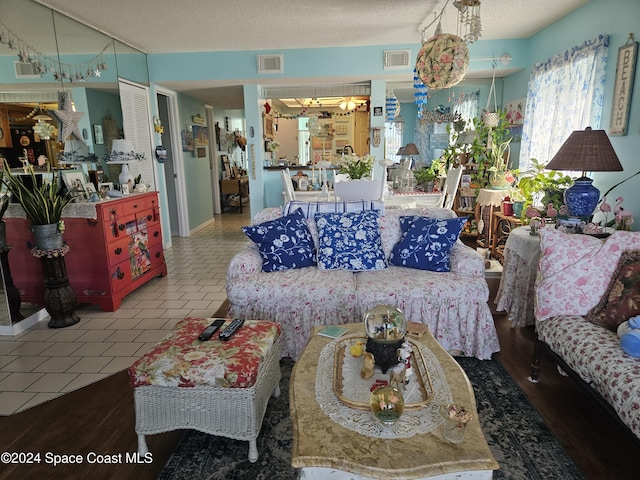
[332,333,434,411]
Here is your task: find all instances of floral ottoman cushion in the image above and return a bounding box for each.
[129,318,281,389]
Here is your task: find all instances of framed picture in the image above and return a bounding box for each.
[195,146,207,158]
[610,39,638,136]
[93,124,104,144]
[335,125,348,135]
[193,125,209,147]
[223,160,232,179]
[84,183,96,195]
[181,128,194,151]
[62,170,87,192]
[98,182,114,193]
[263,113,274,140]
[121,184,130,195]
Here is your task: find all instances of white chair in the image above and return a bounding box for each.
[439,165,463,210]
[281,168,296,202]
[334,179,384,201]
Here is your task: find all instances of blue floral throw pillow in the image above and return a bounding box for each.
[242,208,316,272]
[314,210,387,271]
[389,216,467,272]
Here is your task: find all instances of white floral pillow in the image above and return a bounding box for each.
[314,210,387,271]
[536,229,640,321]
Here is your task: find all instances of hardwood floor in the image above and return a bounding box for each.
[1,310,638,479]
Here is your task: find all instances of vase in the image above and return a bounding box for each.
[489,171,513,190]
[31,223,64,250]
[119,163,134,188]
[513,201,524,217]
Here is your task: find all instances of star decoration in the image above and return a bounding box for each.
[52,99,84,141]
[94,68,101,77]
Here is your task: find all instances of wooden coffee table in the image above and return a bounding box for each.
[290,323,498,480]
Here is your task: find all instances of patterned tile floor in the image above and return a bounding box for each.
[0,210,251,415]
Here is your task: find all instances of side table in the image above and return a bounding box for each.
[220,176,249,213]
[495,226,541,327]
[475,188,511,253]
[491,212,523,260]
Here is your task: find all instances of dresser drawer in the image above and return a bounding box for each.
[109,243,164,293]
[106,235,133,267]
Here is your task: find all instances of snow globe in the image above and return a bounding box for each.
[363,304,407,373]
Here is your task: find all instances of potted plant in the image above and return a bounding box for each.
[1,161,73,250]
[515,158,573,219]
[2,161,79,327]
[0,169,10,248]
[413,159,443,192]
[337,154,375,180]
[487,138,515,189]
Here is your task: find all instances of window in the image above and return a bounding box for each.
[384,121,404,163]
[519,35,609,172]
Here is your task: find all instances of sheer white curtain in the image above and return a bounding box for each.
[454,90,479,127]
[519,35,609,171]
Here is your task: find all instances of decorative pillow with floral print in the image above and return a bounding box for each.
[585,251,640,331]
[314,210,387,271]
[389,216,467,272]
[242,208,316,272]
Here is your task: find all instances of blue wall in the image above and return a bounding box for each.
[141,0,638,229]
[503,0,640,228]
[176,92,214,229]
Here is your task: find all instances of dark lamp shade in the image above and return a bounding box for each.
[402,143,420,156]
[546,127,623,172]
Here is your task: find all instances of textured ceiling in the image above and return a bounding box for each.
[29,0,590,108]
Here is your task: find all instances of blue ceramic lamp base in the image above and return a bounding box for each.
[564,177,600,218]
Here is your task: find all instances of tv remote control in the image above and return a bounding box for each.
[219,318,245,341]
[198,319,226,341]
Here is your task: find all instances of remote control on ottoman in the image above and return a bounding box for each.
[219,318,245,341]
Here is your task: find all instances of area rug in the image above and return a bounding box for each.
[159,357,584,480]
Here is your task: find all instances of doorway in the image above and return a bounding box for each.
[156,90,189,238]
[157,94,178,236]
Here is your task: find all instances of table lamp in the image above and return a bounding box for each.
[545,127,623,218]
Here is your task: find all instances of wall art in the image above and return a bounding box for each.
[610,36,638,136]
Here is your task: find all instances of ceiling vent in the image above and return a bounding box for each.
[14,61,41,79]
[384,50,411,70]
[257,54,284,74]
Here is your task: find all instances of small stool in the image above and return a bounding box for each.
[129,318,281,463]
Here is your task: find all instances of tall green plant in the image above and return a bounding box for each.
[1,161,73,225]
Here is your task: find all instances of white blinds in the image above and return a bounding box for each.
[119,80,156,190]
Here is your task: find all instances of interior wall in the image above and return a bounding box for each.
[503,0,639,228]
[177,91,214,230]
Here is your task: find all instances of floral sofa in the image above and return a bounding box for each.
[531,228,640,440]
[226,202,500,360]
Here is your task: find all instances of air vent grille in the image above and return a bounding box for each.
[14,61,41,78]
[384,50,411,70]
[257,54,284,74]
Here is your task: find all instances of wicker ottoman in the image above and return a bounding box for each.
[128,318,281,462]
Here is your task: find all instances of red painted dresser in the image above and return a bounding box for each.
[6,191,167,312]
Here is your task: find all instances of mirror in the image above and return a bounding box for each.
[0,0,148,330]
[265,95,371,167]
